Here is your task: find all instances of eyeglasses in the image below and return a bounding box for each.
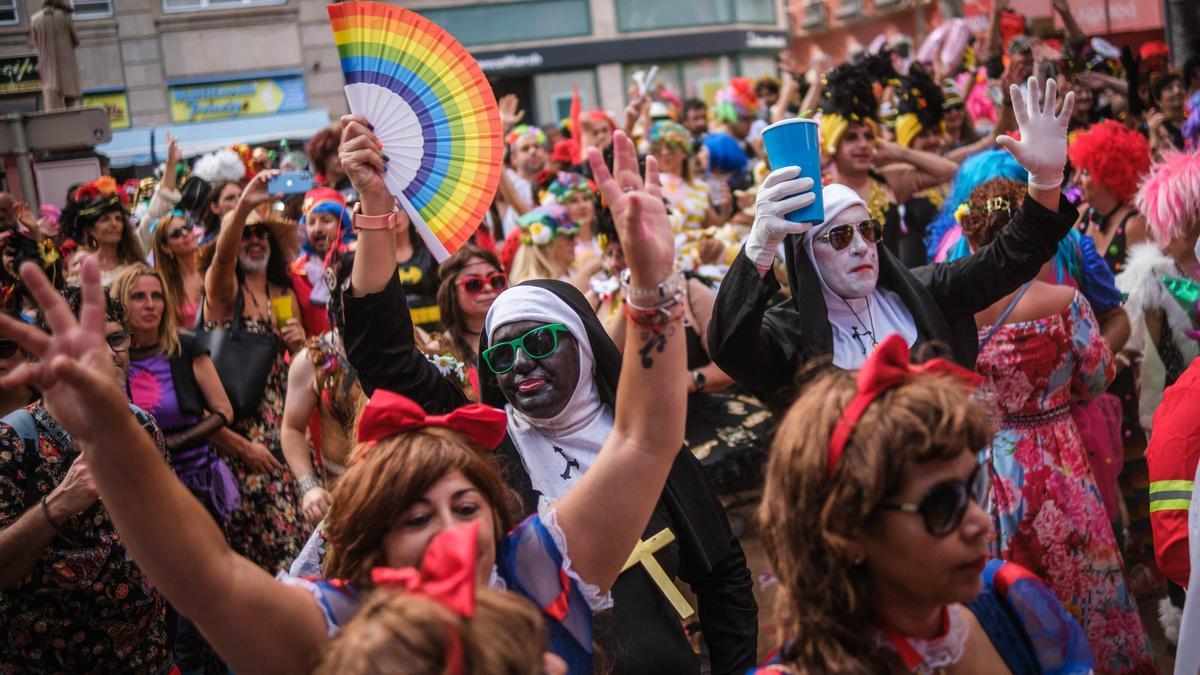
[167,222,195,240]
[0,339,19,358]
[814,219,884,251]
[106,330,132,353]
[457,272,507,295]
[481,323,571,375]
[242,225,270,241]
[876,463,989,537]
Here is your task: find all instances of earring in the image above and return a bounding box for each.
[87,235,97,249]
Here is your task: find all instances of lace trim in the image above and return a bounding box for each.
[537,497,614,611]
[873,604,969,674]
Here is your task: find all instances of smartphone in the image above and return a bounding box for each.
[267,171,314,195]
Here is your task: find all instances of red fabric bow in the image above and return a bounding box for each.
[371,522,480,675]
[825,335,982,478]
[356,390,508,451]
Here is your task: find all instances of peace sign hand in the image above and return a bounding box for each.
[586,131,674,288]
[0,259,127,443]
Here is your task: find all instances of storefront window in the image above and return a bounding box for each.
[74,0,113,19]
[616,0,776,32]
[532,70,598,129]
[422,0,590,47]
[163,0,284,12]
[0,0,17,25]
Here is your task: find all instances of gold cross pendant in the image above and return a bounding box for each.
[620,528,695,620]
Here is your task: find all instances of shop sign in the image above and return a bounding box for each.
[0,55,40,95]
[82,91,130,130]
[169,75,307,123]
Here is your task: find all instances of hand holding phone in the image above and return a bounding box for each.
[267,171,314,195]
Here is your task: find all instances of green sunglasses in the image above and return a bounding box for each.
[482,323,572,374]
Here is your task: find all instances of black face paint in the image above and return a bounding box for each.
[493,320,580,420]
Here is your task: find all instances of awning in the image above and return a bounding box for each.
[96,108,332,168]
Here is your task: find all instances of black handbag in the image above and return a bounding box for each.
[194,289,278,422]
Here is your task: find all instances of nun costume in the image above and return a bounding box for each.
[337,272,758,675]
[709,183,1078,410]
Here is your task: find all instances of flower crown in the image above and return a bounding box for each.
[73,176,129,207]
[648,121,693,153]
[505,124,546,148]
[517,205,578,246]
[541,172,596,206]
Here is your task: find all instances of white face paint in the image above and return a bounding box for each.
[810,204,878,300]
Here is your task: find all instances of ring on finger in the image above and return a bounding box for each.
[622,185,636,193]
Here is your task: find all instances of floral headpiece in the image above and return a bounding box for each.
[73,176,128,207]
[648,120,693,153]
[713,78,760,123]
[517,205,577,246]
[540,172,596,206]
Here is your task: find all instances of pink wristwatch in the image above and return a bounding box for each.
[353,208,399,231]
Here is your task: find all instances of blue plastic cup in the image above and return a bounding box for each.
[762,118,824,224]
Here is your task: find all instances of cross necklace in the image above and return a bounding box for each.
[842,296,878,356]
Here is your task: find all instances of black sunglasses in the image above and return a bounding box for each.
[167,222,195,240]
[242,225,271,241]
[877,463,989,537]
[106,330,132,353]
[814,219,884,251]
[0,339,19,359]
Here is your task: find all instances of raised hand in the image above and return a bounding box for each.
[0,259,126,442]
[743,166,816,274]
[166,133,182,170]
[996,76,1074,190]
[238,169,281,210]
[587,130,674,288]
[338,114,391,214]
[497,94,525,132]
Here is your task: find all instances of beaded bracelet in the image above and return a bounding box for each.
[624,293,684,332]
[297,474,325,495]
[620,268,685,307]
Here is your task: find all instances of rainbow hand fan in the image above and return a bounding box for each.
[328,2,503,260]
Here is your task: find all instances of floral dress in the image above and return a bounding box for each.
[660,173,711,232]
[975,292,1155,673]
[205,315,308,574]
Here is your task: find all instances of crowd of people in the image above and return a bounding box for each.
[1,1,1200,672]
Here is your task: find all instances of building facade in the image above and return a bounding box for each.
[0,0,786,169]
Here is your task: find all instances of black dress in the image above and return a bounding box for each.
[708,194,1078,411]
[338,274,758,675]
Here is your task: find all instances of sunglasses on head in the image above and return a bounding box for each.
[814,219,883,251]
[167,222,195,240]
[457,272,507,295]
[876,463,989,537]
[0,339,19,359]
[482,323,571,375]
[242,225,270,241]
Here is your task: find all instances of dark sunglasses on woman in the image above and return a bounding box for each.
[242,225,271,241]
[457,272,507,295]
[481,323,570,374]
[814,219,884,251]
[167,222,195,240]
[876,462,989,537]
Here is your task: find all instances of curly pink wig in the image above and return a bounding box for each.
[1068,120,1151,204]
[1134,149,1200,246]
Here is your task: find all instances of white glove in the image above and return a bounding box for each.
[996,76,1075,191]
[744,166,816,273]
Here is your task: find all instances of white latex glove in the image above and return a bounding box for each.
[744,166,816,274]
[996,76,1074,191]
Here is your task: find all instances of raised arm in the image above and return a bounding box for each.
[281,351,331,525]
[552,131,687,592]
[336,115,471,411]
[875,142,960,203]
[203,171,279,322]
[0,260,327,675]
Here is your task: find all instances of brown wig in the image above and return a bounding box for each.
[306,125,343,180]
[758,367,992,672]
[959,178,1026,250]
[323,427,517,590]
[313,588,547,675]
[111,263,182,357]
[198,180,241,234]
[436,243,502,364]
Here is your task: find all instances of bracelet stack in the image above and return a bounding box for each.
[621,269,685,331]
[297,474,325,495]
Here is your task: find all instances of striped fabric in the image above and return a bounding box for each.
[1149,479,1194,513]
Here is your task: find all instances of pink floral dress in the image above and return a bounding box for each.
[975,292,1155,674]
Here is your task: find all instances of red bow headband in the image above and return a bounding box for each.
[826,335,982,478]
[356,390,507,454]
[371,522,479,675]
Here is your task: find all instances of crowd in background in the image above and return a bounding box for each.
[1,0,1200,673]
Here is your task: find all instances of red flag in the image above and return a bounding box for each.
[570,84,582,164]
